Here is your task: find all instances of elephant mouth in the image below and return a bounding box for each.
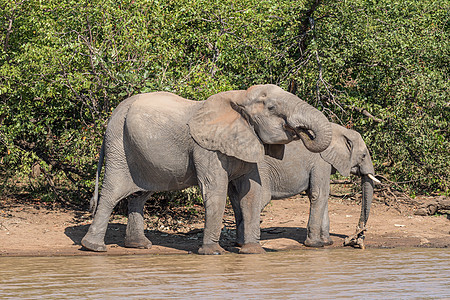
[283,125,315,141]
[351,166,361,176]
[351,167,381,184]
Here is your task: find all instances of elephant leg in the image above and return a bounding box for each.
[124,192,153,249]
[304,172,330,248]
[228,181,244,247]
[81,178,137,252]
[238,169,266,254]
[81,192,117,252]
[198,184,228,255]
[320,201,333,246]
[193,148,236,255]
[195,158,228,255]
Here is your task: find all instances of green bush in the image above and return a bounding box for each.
[311,1,449,193]
[0,0,448,206]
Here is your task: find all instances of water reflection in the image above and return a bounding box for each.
[1,248,449,299]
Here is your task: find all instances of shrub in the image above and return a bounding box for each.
[0,0,448,206]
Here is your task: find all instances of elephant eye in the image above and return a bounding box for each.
[345,137,353,151]
[268,105,276,111]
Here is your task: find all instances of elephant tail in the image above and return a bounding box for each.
[90,139,105,214]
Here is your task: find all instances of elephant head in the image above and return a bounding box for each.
[319,124,380,234]
[189,84,332,163]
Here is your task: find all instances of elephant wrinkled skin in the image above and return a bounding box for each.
[229,123,378,248]
[81,84,332,254]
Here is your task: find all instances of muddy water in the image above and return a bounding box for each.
[0,248,449,299]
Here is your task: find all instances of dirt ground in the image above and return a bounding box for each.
[0,188,449,257]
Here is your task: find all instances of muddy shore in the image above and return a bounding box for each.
[0,191,449,257]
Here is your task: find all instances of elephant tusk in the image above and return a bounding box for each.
[368,174,381,184]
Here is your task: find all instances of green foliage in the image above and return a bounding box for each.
[310,0,449,193]
[0,0,448,205]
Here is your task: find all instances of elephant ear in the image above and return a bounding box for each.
[320,125,353,177]
[188,91,264,163]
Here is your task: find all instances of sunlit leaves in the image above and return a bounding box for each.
[0,0,448,202]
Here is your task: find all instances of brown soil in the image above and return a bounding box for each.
[1,189,449,256]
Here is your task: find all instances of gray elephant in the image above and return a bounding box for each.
[229,123,380,248]
[81,84,332,254]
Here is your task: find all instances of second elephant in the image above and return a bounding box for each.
[229,123,379,248]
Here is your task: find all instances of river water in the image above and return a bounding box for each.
[0,248,449,299]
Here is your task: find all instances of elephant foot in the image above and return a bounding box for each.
[239,243,266,254]
[321,237,334,246]
[198,243,225,255]
[234,240,244,247]
[304,238,325,248]
[124,236,152,249]
[81,236,107,252]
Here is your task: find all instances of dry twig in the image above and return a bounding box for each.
[353,107,383,123]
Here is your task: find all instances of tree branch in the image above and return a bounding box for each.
[40,165,69,205]
[353,107,383,123]
[14,139,88,180]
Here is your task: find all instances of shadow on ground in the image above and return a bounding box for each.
[261,227,347,242]
[64,220,349,254]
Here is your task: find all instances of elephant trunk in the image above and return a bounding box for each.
[358,174,374,229]
[344,174,374,248]
[287,101,332,153]
[359,154,378,228]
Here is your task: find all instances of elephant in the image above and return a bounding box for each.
[81,84,332,255]
[228,123,380,248]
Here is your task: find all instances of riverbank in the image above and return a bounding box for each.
[1,191,449,256]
